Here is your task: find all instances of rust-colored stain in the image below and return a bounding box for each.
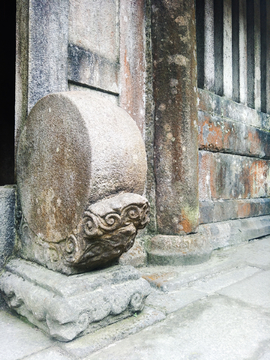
[238,201,251,218]
[198,108,270,159]
[248,131,261,156]
[199,117,223,151]
[142,272,177,288]
[180,210,193,234]
[249,160,269,197]
[199,151,270,201]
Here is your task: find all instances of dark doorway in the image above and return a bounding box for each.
[0,2,16,185]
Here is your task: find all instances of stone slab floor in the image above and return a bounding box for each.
[1,236,270,360]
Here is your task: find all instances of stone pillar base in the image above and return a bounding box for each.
[0,259,151,342]
[146,233,212,266]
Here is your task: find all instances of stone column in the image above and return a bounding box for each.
[152,0,199,235]
[147,0,211,265]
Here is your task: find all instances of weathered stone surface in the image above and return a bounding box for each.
[24,347,74,360]
[199,198,270,224]
[119,0,145,134]
[0,259,151,342]
[68,83,119,106]
[0,187,15,270]
[20,193,149,274]
[198,88,270,131]
[189,266,260,294]
[198,111,270,158]
[68,44,119,95]
[69,0,119,63]
[61,307,165,358]
[28,0,69,112]
[15,0,29,152]
[17,92,148,273]
[199,151,270,201]
[119,238,147,268]
[145,288,204,315]
[218,270,270,310]
[152,0,199,235]
[146,233,212,266]
[68,0,119,95]
[0,310,54,360]
[85,296,270,360]
[199,215,270,249]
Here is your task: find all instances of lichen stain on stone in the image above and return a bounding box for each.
[167,54,189,67]
[249,161,269,198]
[180,205,199,233]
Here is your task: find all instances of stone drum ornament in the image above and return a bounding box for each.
[17,92,150,274]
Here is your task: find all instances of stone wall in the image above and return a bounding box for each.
[2,0,269,271]
[196,0,270,250]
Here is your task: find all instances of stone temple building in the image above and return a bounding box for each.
[0,0,270,341]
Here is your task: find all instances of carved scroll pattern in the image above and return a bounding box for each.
[63,201,150,270]
[19,194,150,273]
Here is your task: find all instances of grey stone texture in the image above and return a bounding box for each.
[199,215,270,249]
[24,347,74,360]
[28,0,69,112]
[0,186,15,270]
[0,259,151,342]
[68,44,119,95]
[189,265,260,294]
[146,233,212,266]
[85,295,270,360]
[145,288,204,315]
[69,0,119,63]
[198,89,270,131]
[199,198,270,224]
[152,0,199,235]
[60,307,165,359]
[1,236,270,359]
[17,92,148,273]
[68,0,120,95]
[0,310,54,360]
[218,270,270,309]
[198,111,270,159]
[197,87,270,243]
[119,238,147,268]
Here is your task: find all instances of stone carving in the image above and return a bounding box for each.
[5,91,152,340]
[19,193,150,274]
[63,193,150,270]
[0,259,151,341]
[16,91,149,274]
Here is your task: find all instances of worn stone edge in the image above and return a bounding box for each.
[60,306,166,358]
[199,215,270,250]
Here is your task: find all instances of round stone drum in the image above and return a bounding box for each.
[17,92,149,273]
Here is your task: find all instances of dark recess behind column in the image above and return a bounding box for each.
[247,0,255,108]
[232,0,240,102]
[214,0,224,96]
[196,0,205,89]
[0,2,16,185]
[260,0,266,113]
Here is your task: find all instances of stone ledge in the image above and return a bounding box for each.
[198,88,270,130]
[0,259,151,342]
[199,215,270,249]
[199,198,270,224]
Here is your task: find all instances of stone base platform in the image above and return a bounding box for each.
[146,232,212,266]
[0,259,151,342]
